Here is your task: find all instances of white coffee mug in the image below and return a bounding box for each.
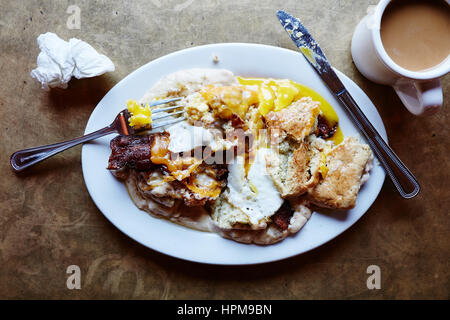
[351,0,449,116]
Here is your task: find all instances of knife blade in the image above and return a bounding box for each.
[276,10,420,199]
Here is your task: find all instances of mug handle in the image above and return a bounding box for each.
[393,79,442,116]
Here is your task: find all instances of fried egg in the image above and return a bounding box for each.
[222,148,283,229]
[166,121,218,154]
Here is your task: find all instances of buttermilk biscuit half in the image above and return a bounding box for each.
[265,140,323,198]
[211,194,252,230]
[263,98,323,198]
[212,198,313,245]
[265,97,320,143]
[307,137,373,210]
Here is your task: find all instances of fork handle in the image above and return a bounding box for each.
[10,126,116,172]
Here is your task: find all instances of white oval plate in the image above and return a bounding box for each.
[81,43,386,265]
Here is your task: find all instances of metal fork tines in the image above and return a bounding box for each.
[151,117,185,130]
[148,97,185,129]
[10,96,185,172]
[148,97,182,107]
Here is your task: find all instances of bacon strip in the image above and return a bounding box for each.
[316,115,337,139]
[107,134,162,171]
[271,201,294,231]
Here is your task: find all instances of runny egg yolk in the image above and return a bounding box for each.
[319,151,329,179]
[237,77,300,115]
[237,77,343,144]
[127,99,152,128]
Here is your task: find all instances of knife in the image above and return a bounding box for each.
[276,10,420,199]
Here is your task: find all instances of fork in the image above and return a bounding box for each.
[10,97,185,172]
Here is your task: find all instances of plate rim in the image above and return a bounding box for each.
[81,42,387,265]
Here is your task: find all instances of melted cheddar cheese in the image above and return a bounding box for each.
[184,170,222,199]
[149,134,221,199]
[150,134,202,181]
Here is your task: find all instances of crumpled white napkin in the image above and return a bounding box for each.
[30,32,115,90]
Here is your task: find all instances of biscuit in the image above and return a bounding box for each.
[265,97,320,143]
[212,198,312,245]
[211,194,252,229]
[265,140,322,197]
[307,137,373,210]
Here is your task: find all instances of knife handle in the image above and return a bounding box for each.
[337,89,420,199]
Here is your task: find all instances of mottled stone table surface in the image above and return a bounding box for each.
[0,0,448,299]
